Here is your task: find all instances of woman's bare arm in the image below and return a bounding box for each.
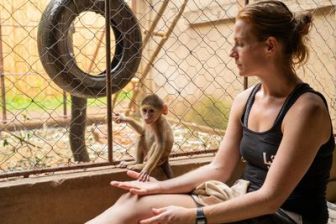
[201,93,331,223]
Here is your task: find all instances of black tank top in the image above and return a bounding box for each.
[240,83,335,224]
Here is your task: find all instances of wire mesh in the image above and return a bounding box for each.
[0,0,335,178]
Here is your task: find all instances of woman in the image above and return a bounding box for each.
[87,1,335,223]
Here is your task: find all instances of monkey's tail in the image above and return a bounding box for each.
[160,161,174,179]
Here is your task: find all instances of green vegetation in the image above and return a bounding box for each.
[184,96,230,130]
[3,90,133,112]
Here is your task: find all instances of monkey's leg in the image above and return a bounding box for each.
[128,163,145,171]
[135,135,145,163]
[160,160,174,179]
[118,136,145,168]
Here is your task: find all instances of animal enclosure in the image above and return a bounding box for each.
[0,0,335,178]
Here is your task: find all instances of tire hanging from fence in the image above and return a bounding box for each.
[37,0,142,98]
[37,0,142,162]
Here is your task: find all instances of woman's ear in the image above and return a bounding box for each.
[162,104,168,115]
[265,36,278,54]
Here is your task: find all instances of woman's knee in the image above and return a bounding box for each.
[113,193,145,216]
[86,194,140,224]
[115,192,139,206]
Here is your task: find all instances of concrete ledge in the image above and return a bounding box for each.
[0,153,334,224]
[0,156,214,224]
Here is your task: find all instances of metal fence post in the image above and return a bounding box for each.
[0,17,7,123]
[105,0,113,162]
[244,0,249,90]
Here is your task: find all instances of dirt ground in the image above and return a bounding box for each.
[0,122,222,174]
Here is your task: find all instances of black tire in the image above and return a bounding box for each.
[37,0,142,98]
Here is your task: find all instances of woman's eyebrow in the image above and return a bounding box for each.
[234,37,243,42]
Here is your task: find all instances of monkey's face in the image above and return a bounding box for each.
[141,105,161,124]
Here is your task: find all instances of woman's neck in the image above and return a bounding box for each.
[258,70,302,98]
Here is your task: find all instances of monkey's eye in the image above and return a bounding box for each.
[148,109,154,113]
[142,108,148,113]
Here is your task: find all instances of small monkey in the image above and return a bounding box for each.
[113,94,174,181]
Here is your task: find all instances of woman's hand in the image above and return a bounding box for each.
[139,206,195,224]
[110,170,162,195]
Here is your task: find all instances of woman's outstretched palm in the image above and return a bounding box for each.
[110,170,161,195]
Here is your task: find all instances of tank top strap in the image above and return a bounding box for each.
[242,83,262,126]
[273,83,313,127]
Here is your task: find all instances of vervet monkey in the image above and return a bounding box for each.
[113,94,174,181]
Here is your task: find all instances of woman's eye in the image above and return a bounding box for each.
[234,40,243,47]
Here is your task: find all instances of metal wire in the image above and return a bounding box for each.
[0,0,334,179]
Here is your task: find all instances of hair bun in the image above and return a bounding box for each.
[294,12,313,35]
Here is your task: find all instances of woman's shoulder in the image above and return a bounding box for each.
[231,84,259,116]
[235,84,257,100]
[291,90,329,114]
[233,84,258,106]
[284,90,331,141]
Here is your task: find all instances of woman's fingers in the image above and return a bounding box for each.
[129,187,149,195]
[126,170,141,179]
[140,207,178,224]
[139,216,158,224]
[152,207,166,215]
[110,181,139,191]
[110,181,129,190]
[111,180,152,195]
[111,175,161,195]
[139,208,165,224]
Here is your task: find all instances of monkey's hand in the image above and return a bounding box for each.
[112,113,127,124]
[127,164,151,181]
[118,160,137,168]
[138,170,151,182]
[126,170,157,182]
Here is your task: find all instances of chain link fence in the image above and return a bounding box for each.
[0,0,335,178]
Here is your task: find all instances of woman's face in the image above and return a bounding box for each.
[230,19,268,77]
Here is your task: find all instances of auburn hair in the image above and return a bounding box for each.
[237,0,312,69]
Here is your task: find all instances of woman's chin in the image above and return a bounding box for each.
[238,70,252,77]
[238,71,247,77]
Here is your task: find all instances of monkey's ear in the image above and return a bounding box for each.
[162,104,168,115]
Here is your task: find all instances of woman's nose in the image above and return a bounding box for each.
[230,48,237,58]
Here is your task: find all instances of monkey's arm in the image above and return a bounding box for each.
[113,113,144,135]
[136,143,165,181]
[142,142,166,174]
[124,117,144,135]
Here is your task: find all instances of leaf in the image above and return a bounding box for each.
[3,139,9,147]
